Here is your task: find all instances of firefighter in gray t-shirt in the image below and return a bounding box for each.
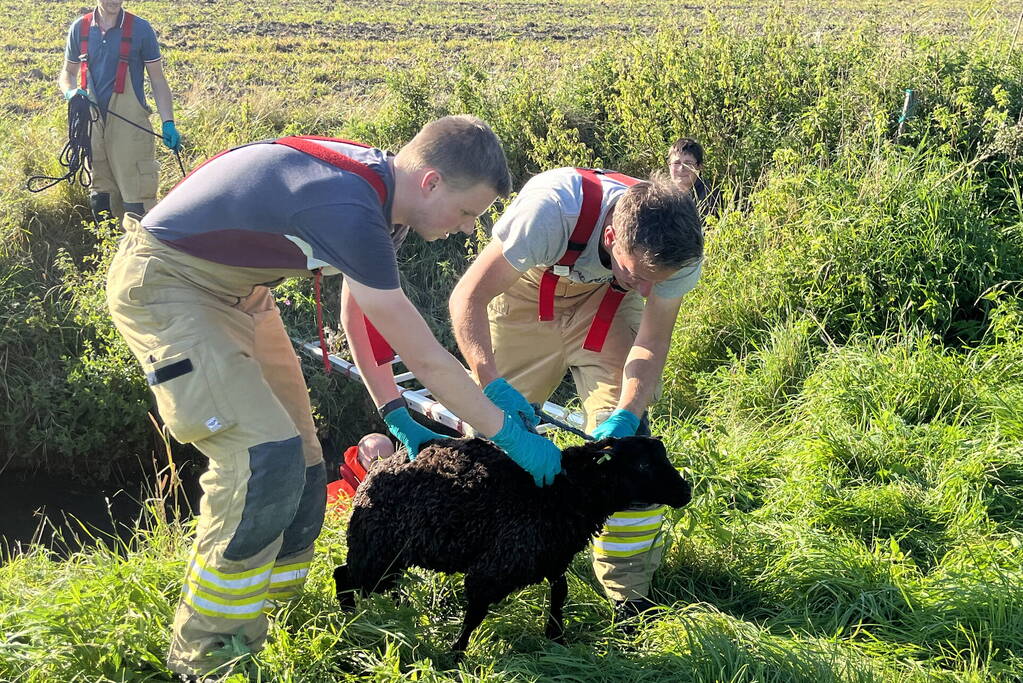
[450,167,704,619]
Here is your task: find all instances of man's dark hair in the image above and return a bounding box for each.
[668,137,705,166]
[614,179,704,271]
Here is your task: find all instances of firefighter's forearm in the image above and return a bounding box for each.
[57,64,77,94]
[618,343,670,416]
[450,297,499,387]
[151,78,174,124]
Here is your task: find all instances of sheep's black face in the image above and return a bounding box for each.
[599,436,692,509]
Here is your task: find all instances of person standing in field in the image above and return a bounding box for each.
[105,116,562,679]
[57,0,180,222]
[667,137,720,219]
[448,167,704,620]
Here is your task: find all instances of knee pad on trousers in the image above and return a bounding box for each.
[279,462,327,558]
[123,201,145,216]
[89,192,112,222]
[224,435,306,562]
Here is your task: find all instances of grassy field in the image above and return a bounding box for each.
[2,0,1023,681]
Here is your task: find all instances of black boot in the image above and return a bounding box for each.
[613,596,662,635]
[123,201,145,217]
[89,192,112,223]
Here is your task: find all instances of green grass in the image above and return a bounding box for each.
[2,0,1023,680]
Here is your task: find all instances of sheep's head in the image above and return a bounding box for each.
[561,436,691,509]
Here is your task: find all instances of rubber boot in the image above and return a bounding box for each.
[89,192,112,223]
[123,201,145,217]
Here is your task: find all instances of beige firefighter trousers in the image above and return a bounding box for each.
[106,216,325,676]
[489,267,667,603]
[89,89,160,210]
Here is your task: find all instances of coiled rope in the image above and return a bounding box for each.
[26,93,185,193]
[26,94,96,193]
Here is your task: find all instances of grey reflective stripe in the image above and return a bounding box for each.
[146,358,193,385]
[224,436,305,561]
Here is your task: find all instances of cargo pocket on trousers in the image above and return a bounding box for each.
[135,159,160,202]
[142,343,236,443]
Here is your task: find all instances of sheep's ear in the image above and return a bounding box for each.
[595,448,614,465]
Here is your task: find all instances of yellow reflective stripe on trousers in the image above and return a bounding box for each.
[182,581,266,620]
[187,555,273,596]
[610,505,666,519]
[603,521,663,534]
[593,535,666,557]
[270,561,310,587]
[593,535,662,556]
[267,587,299,601]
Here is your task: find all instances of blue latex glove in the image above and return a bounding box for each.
[161,120,181,150]
[383,407,445,460]
[64,87,88,101]
[489,413,562,486]
[591,409,641,440]
[483,378,539,431]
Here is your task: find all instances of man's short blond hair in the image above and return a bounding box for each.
[396,115,512,197]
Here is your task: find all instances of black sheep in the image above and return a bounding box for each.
[334,435,691,652]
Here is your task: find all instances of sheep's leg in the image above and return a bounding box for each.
[544,573,568,643]
[334,565,357,609]
[336,560,403,607]
[451,573,503,653]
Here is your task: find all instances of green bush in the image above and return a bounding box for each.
[3,21,1021,487]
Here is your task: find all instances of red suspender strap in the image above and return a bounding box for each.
[538,270,559,321]
[275,136,388,205]
[78,13,92,90]
[313,269,331,373]
[536,168,641,352]
[583,281,628,352]
[113,12,134,94]
[537,168,604,322]
[565,169,605,266]
[274,135,397,368]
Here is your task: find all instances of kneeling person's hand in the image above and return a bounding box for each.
[382,405,445,459]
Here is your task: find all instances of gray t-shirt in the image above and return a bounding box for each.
[142,139,408,290]
[64,10,161,111]
[492,168,701,298]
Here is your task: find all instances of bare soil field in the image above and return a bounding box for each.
[2,1,1017,117]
